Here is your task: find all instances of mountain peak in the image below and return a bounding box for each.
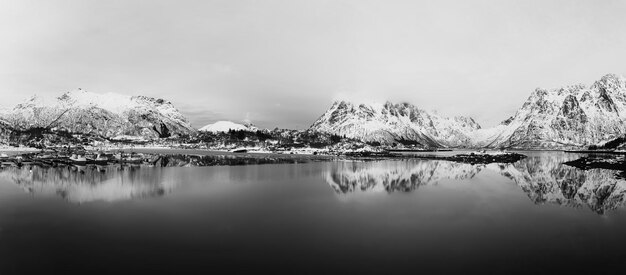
[478,73,626,148]
[3,90,194,139]
[310,100,480,147]
[593,73,626,91]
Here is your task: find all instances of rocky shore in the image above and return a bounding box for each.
[563,155,626,171]
[413,151,528,164]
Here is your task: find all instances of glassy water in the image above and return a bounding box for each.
[1,152,626,274]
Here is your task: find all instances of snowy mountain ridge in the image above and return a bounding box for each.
[311,74,626,149]
[0,89,195,139]
[310,100,481,147]
[474,73,626,148]
[2,73,625,149]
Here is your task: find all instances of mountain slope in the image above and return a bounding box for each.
[1,89,195,139]
[0,118,11,145]
[475,74,626,148]
[311,74,626,149]
[310,100,481,147]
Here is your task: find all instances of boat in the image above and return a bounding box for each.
[116,153,144,164]
[36,153,55,159]
[125,155,144,163]
[69,154,87,165]
[87,153,110,165]
[231,148,248,153]
[1,161,17,167]
[126,153,143,163]
[14,155,25,166]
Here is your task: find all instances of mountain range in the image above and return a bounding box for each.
[310,100,481,147]
[1,74,625,149]
[312,74,626,149]
[474,74,626,148]
[0,89,195,139]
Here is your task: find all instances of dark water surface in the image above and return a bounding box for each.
[1,152,626,274]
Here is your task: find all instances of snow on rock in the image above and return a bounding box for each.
[310,100,481,147]
[0,89,195,139]
[311,74,626,149]
[475,74,626,149]
[0,118,11,145]
[198,121,258,132]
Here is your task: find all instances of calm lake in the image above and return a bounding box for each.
[1,151,625,274]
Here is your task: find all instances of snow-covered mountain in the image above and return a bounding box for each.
[198,120,258,133]
[0,118,10,145]
[312,74,626,149]
[475,74,626,148]
[310,100,481,147]
[0,89,195,139]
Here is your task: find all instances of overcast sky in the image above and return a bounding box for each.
[1,0,625,129]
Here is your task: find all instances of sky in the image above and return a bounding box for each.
[1,0,626,129]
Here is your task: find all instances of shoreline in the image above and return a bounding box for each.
[119,148,339,161]
[564,150,626,155]
[1,146,622,165]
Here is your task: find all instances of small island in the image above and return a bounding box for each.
[563,156,626,171]
[412,151,527,164]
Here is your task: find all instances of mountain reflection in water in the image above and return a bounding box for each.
[327,152,626,214]
[0,154,309,203]
[326,160,482,193]
[2,152,625,214]
[0,164,176,203]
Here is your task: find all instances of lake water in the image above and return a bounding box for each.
[1,151,626,274]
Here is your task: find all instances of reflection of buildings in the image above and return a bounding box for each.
[326,153,626,214]
[0,164,176,203]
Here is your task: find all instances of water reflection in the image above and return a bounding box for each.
[139,153,309,167]
[0,153,309,204]
[2,152,626,214]
[327,153,626,214]
[0,164,176,203]
[326,160,481,193]
[495,153,626,215]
